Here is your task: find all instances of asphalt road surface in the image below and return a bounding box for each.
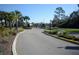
[15,28,79,55]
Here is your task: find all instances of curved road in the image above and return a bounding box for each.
[15,28,79,55]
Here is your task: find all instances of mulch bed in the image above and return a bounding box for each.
[0,35,16,55]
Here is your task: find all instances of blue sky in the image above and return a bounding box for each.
[0,4,78,23]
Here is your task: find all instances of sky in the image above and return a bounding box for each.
[0,4,78,23]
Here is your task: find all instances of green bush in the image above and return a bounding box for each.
[44,30,51,34]
[56,30,76,40]
[52,27,59,29]
[51,30,58,34]
[0,27,24,43]
[9,28,17,35]
[18,28,24,32]
[63,35,75,40]
[45,26,49,30]
[0,27,17,37]
[0,28,9,37]
[57,30,67,37]
[45,28,79,42]
[3,31,9,37]
[44,30,58,34]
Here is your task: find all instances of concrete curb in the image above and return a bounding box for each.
[43,32,79,45]
[12,30,25,55]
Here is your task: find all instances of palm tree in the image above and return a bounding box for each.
[0,11,13,28]
[23,16,30,27]
[14,10,22,32]
[0,11,5,27]
[24,16,30,23]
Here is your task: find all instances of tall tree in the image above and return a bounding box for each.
[52,15,59,27]
[14,10,22,32]
[0,11,6,27]
[54,7,65,20]
[52,7,65,27]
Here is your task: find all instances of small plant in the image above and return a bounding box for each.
[18,28,24,32]
[57,30,67,37]
[44,30,58,34]
[51,30,58,34]
[63,35,75,40]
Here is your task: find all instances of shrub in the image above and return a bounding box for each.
[44,30,51,34]
[52,27,59,29]
[2,30,9,37]
[57,30,67,37]
[57,30,77,40]
[0,28,10,37]
[51,30,58,34]
[11,31,17,35]
[45,26,50,30]
[18,28,24,32]
[44,30,58,34]
[0,27,24,43]
[9,28,17,35]
[63,35,75,40]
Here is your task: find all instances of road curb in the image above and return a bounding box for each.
[43,32,79,45]
[12,30,25,55]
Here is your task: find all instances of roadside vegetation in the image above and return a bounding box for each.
[0,4,79,54]
[44,4,79,44]
[0,10,30,42]
[44,28,79,44]
[0,10,30,54]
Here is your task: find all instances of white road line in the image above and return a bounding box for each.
[12,30,25,55]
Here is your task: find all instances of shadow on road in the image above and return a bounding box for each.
[65,46,79,50]
[57,46,79,50]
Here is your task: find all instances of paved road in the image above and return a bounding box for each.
[15,28,79,55]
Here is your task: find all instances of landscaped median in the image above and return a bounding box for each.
[0,27,24,55]
[43,28,79,45]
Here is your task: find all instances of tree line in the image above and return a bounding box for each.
[51,4,79,28]
[0,10,30,29]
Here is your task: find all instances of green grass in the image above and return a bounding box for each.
[44,28,79,41]
[45,28,79,33]
[44,28,59,34]
[63,28,79,33]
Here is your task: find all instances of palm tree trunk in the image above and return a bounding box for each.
[5,19,7,27]
[9,21,11,29]
[1,20,3,27]
[16,19,18,33]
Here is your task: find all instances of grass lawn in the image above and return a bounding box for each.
[58,28,79,32]
[45,28,79,34]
